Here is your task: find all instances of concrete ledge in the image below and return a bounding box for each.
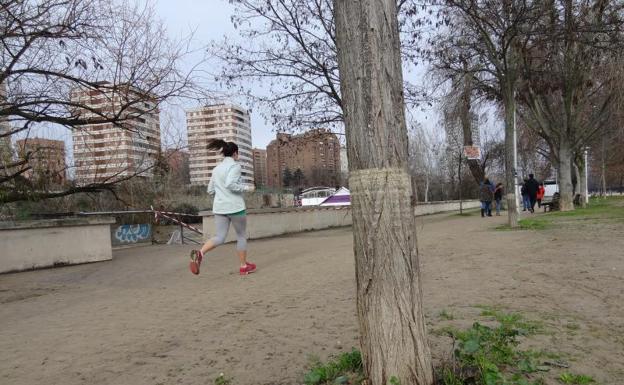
[200,200,480,242]
[201,206,351,242]
[414,200,481,215]
[0,217,115,231]
[0,217,115,274]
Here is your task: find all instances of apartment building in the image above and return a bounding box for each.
[252,148,268,188]
[71,85,161,184]
[266,129,341,189]
[15,138,67,184]
[186,104,253,185]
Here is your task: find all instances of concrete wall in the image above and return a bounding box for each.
[201,206,352,242]
[0,218,115,274]
[200,200,479,242]
[163,192,294,213]
[111,223,152,246]
[414,199,481,215]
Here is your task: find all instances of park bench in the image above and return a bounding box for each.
[542,193,560,212]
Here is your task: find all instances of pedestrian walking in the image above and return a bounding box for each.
[494,182,504,216]
[537,182,545,208]
[525,174,540,213]
[189,139,257,276]
[480,177,495,217]
[521,178,530,211]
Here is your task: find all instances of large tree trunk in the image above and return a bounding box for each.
[503,88,519,227]
[333,0,434,384]
[572,161,579,195]
[576,155,587,208]
[558,138,575,211]
[601,133,607,196]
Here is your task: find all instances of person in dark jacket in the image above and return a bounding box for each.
[479,177,495,217]
[525,174,540,213]
[521,178,530,211]
[494,183,504,216]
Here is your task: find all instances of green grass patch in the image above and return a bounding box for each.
[302,310,595,385]
[497,196,624,231]
[495,220,551,231]
[433,308,591,385]
[517,218,551,230]
[547,197,624,219]
[558,372,595,384]
[303,349,363,385]
[214,373,233,385]
[436,312,547,385]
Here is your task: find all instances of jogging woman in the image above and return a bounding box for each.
[189,139,256,276]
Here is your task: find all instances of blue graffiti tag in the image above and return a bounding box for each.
[114,224,151,243]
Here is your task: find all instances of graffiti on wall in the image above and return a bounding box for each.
[113,224,151,245]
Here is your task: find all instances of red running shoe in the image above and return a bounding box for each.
[189,250,203,275]
[239,262,256,275]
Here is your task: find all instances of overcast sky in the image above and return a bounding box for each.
[19,0,501,158]
[152,0,451,150]
[155,0,277,149]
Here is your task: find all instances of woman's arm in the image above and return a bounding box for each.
[225,164,253,193]
[207,176,216,196]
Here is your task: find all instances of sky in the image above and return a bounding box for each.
[152,0,452,150]
[154,0,277,149]
[15,0,503,159]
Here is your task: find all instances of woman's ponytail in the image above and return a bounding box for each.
[208,139,227,151]
[208,139,238,157]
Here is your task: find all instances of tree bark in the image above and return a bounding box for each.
[503,88,519,227]
[333,0,434,384]
[558,138,575,211]
[601,132,607,196]
[576,155,587,208]
[572,161,579,196]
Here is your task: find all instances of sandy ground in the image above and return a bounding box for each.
[1,210,623,385]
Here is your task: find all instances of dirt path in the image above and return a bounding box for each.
[1,210,622,384]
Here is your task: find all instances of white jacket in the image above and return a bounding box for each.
[207,157,253,214]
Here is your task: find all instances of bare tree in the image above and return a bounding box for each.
[211,0,428,132]
[408,121,444,202]
[427,0,542,226]
[518,0,624,210]
[211,0,341,130]
[334,0,433,384]
[0,0,196,204]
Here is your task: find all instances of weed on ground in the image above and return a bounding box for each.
[299,309,596,385]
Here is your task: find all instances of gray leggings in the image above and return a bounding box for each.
[211,214,247,251]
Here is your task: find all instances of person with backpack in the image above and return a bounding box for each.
[480,177,495,217]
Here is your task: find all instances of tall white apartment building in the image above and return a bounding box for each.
[187,104,254,185]
[71,85,161,184]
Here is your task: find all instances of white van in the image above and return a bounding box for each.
[543,179,559,198]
